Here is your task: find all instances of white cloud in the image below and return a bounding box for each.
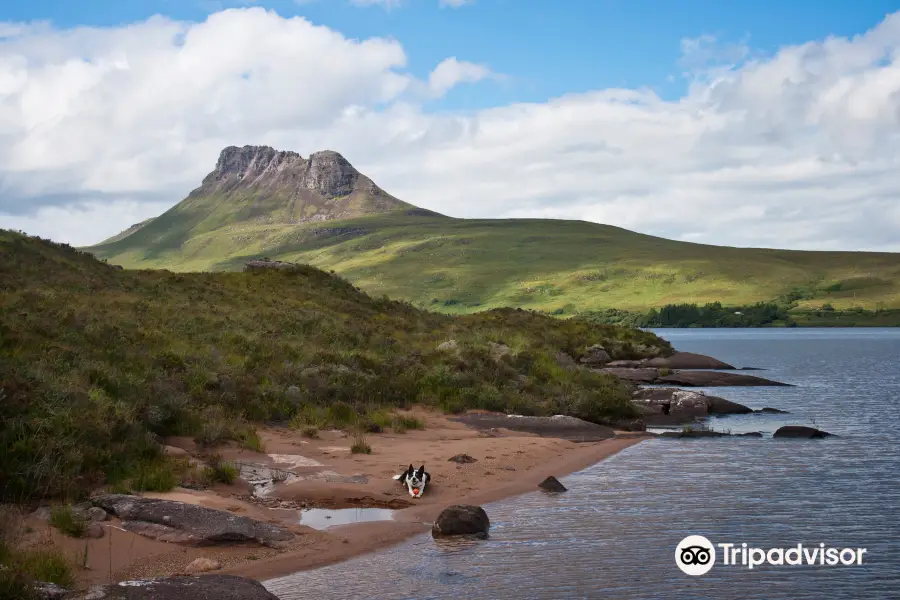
[427,57,494,96]
[2,8,900,251]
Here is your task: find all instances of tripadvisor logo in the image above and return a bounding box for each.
[675,536,868,576]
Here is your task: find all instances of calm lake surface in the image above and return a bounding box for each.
[265,328,900,599]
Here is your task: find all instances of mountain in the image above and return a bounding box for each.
[84,146,900,316]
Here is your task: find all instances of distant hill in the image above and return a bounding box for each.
[84,145,900,315]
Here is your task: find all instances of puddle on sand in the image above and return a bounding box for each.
[298,508,396,530]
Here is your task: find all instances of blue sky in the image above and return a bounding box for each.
[6,0,900,110]
[3,1,900,250]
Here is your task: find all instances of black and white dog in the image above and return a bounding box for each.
[392,464,431,498]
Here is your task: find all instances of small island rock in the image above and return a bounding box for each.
[432,505,490,539]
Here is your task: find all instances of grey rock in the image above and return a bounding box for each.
[88,507,108,522]
[432,505,490,539]
[538,476,567,493]
[705,395,754,415]
[448,454,478,464]
[756,407,790,414]
[773,426,835,439]
[437,340,459,352]
[92,494,294,548]
[244,259,301,272]
[579,344,611,366]
[631,387,710,423]
[74,575,279,600]
[32,506,52,521]
[554,351,579,370]
[488,342,510,360]
[34,582,72,600]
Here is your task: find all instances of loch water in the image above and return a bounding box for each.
[265,328,900,599]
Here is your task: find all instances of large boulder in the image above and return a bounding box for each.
[773,426,834,439]
[538,476,567,493]
[705,395,754,415]
[77,575,279,600]
[579,344,611,366]
[92,494,294,548]
[631,388,710,423]
[432,505,490,539]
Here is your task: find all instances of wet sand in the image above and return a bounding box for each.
[21,408,649,587]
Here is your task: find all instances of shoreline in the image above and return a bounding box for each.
[22,411,651,589]
[227,434,649,583]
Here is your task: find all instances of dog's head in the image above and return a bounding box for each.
[402,464,428,498]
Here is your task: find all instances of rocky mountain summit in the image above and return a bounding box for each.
[205,145,389,201]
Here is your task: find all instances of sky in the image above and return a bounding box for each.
[2,0,900,250]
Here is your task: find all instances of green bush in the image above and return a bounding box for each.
[48,506,86,538]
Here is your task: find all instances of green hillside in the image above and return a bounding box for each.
[1,229,670,503]
[83,145,900,316]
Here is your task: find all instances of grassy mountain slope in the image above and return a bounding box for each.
[1,229,670,502]
[87,211,900,314]
[83,144,900,314]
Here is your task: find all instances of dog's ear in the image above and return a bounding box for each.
[418,465,425,473]
[408,464,414,473]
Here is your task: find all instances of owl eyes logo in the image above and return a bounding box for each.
[675,535,717,576]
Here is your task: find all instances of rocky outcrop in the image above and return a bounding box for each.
[538,476,567,492]
[449,414,615,442]
[631,388,755,424]
[705,395,754,415]
[773,426,834,439]
[92,494,294,548]
[631,388,710,423]
[244,258,302,272]
[656,370,792,387]
[756,407,790,414]
[607,351,736,370]
[432,505,490,539]
[579,344,611,366]
[209,146,385,201]
[77,575,279,600]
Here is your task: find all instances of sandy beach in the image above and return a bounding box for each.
[22,408,649,588]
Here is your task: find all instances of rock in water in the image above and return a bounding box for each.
[705,395,754,415]
[432,505,490,539]
[538,476,567,492]
[773,426,834,439]
[80,575,279,600]
[92,494,294,548]
[448,454,478,464]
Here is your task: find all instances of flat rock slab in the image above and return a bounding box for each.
[75,575,279,600]
[450,414,615,442]
[92,494,294,548]
[607,352,736,370]
[657,371,792,387]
